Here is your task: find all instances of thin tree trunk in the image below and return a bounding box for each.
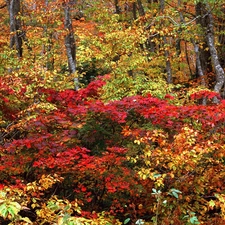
[64,2,78,90]
[7,0,23,57]
[160,0,173,84]
[114,0,121,14]
[163,36,173,84]
[192,40,207,105]
[195,2,212,77]
[132,2,137,20]
[137,0,145,17]
[159,0,164,11]
[184,41,193,78]
[192,40,205,86]
[176,0,183,56]
[176,0,193,78]
[205,4,225,101]
[42,0,54,70]
[217,6,225,73]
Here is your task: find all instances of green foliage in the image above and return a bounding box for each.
[0,190,31,224]
[101,74,175,101]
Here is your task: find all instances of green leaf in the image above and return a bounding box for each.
[124,218,131,224]
[208,199,216,208]
[171,191,178,199]
[64,204,71,211]
[47,201,59,211]
[153,173,161,178]
[170,188,182,193]
[190,216,200,224]
[0,204,8,219]
[9,201,21,210]
[0,203,6,212]
[8,207,16,218]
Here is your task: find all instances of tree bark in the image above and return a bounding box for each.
[176,0,193,77]
[175,0,183,56]
[42,0,54,70]
[132,2,137,20]
[217,6,225,69]
[137,0,145,17]
[205,4,225,100]
[195,2,212,77]
[192,40,207,105]
[192,40,205,86]
[7,0,23,57]
[160,0,173,84]
[114,0,121,14]
[163,37,173,84]
[64,2,78,90]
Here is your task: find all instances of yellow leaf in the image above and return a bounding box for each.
[57,217,63,225]
[208,200,216,209]
[134,140,141,145]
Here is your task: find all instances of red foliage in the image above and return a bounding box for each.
[1,77,225,223]
[190,90,221,100]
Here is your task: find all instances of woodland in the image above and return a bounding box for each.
[0,0,225,224]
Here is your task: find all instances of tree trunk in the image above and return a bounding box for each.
[132,2,137,20]
[159,0,164,11]
[160,0,173,84]
[137,0,145,17]
[114,0,121,14]
[205,4,225,100]
[195,2,212,78]
[42,0,54,70]
[192,40,205,86]
[192,40,207,105]
[64,2,78,90]
[217,7,225,69]
[175,0,183,57]
[7,0,23,57]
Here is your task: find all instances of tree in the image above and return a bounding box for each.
[204,3,225,98]
[64,0,78,90]
[195,2,212,78]
[7,0,23,57]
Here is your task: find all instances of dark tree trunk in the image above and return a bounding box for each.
[132,2,137,20]
[217,7,225,69]
[205,4,225,100]
[176,0,183,57]
[7,0,23,57]
[160,0,173,84]
[192,40,205,86]
[195,2,212,77]
[114,0,121,14]
[64,2,78,90]
[42,0,54,70]
[192,40,207,105]
[137,0,145,17]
